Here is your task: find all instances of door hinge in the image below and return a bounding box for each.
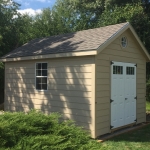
[110,125,114,129]
[110,99,114,103]
[134,119,137,122]
[134,96,137,100]
[134,64,137,67]
[110,61,114,65]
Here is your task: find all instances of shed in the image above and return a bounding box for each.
[0,22,150,138]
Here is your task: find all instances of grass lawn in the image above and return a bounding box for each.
[146,101,150,112]
[100,124,150,150]
[99,102,150,150]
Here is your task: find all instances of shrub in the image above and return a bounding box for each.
[0,110,101,149]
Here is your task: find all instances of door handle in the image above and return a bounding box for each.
[125,98,128,100]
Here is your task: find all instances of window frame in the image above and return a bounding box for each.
[113,65,123,75]
[35,62,48,91]
[121,36,128,48]
[126,66,135,75]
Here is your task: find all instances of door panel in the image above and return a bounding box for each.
[111,61,136,129]
[124,64,136,125]
[111,62,124,128]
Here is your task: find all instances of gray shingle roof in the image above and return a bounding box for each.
[2,22,128,58]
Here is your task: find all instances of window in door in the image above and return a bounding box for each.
[113,66,123,74]
[126,67,134,75]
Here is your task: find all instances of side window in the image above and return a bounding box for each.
[36,63,47,90]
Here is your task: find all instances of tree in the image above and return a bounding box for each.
[0,0,21,55]
[0,1,45,101]
[14,14,36,46]
[97,2,150,53]
[52,0,106,32]
[32,8,55,38]
[0,0,21,91]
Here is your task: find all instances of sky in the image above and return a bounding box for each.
[14,0,56,16]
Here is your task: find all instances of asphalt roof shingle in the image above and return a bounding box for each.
[2,22,129,58]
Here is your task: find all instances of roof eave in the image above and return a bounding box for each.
[0,50,97,62]
[97,23,150,61]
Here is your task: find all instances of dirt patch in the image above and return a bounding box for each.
[0,103,4,111]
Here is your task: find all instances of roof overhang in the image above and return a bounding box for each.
[97,23,150,62]
[0,50,97,62]
[1,22,149,62]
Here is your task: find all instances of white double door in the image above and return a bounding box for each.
[111,61,136,129]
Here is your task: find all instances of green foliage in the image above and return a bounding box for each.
[105,0,141,8]
[32,8,55,38]
[15,15,36,46]
[146,101,150,111]
[98,3,144,26]
[0,62,4,88]
[0,0,36,92]
[146,79,150,102]
[0,110,101,149]
[52,0,106,32]
[97,3,150,53]
[0,0,20,55]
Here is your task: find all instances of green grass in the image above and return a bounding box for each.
[101,124,150,150]
[146,101,150,112]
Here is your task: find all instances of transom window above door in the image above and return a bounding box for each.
[36,63,48,90]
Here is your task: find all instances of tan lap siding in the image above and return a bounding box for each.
[5,56,94,135]
[95,29,146,137]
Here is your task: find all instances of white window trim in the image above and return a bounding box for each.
[35,62,48,91]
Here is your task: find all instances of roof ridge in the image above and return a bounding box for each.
[43,22,129,39]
